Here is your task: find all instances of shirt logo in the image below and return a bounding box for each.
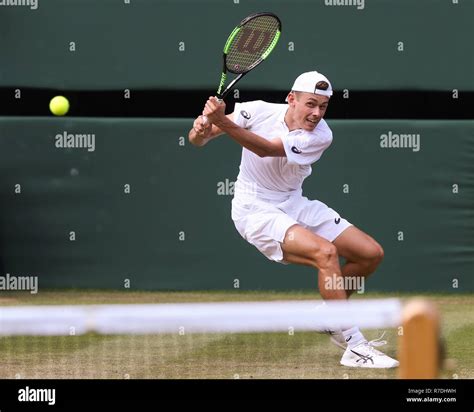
[291,146,302,154]
[240,110,251,120]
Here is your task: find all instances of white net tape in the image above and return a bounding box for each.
[0,299,402,336]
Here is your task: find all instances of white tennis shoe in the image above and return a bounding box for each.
[340,340,399,368]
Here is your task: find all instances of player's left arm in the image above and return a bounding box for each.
[203,97,286,158]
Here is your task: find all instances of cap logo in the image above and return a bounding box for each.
[315,81,329,93]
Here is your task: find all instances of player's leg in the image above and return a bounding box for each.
[326,226,385,347]
[278,200,398,367]
[281,224,348,300]
[333,226,384,297]
[281,223,398,368]
[331,227,398,367]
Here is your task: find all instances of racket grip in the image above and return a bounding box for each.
[201,98,223,126]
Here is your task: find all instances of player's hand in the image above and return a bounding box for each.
[192,115,212,138]
[203,97,226,124]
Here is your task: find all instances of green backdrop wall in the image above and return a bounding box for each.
[1,0,472,91]
[0,117,472,292]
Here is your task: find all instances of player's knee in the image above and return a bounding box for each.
[364,243,384,274]
[311,243,338,269]
[372,243,384,266]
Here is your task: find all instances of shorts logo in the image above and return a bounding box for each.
[240,110,251,120]
[334,218,341,224]
[291,146,302,154]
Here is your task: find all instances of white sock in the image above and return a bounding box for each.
[342,326,366,348]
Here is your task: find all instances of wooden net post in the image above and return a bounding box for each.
[398,298,440,379]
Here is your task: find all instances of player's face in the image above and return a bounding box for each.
[287,92,329,131]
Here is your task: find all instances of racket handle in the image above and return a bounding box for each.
[201,98,223,126]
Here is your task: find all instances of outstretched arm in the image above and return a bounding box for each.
[203,97,285,158]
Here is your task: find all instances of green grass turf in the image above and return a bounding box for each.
[0,290,472,379]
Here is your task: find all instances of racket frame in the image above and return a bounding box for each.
[216,12,282,99]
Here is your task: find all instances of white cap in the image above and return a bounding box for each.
[289,71,333,97]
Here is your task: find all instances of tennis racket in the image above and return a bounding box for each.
[202,12,282,124]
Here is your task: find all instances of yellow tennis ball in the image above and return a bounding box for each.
[49,96,70,116]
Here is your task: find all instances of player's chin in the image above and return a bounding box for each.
[303,119,318,130]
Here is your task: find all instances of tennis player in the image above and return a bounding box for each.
[189,71,399,368]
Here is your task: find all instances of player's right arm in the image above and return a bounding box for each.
[188,113,234,147]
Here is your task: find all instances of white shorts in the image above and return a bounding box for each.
[231,192,352,264]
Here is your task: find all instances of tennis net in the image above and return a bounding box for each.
[0,298,438,379]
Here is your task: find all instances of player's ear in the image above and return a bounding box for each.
[286,92,296,106]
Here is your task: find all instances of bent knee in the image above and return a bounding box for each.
[372,243,384,264]
[311,242,339,269]
[361,243,384,273]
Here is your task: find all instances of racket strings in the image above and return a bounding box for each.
[226,15,280,74]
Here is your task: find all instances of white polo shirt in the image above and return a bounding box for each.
[233,100,333,201]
